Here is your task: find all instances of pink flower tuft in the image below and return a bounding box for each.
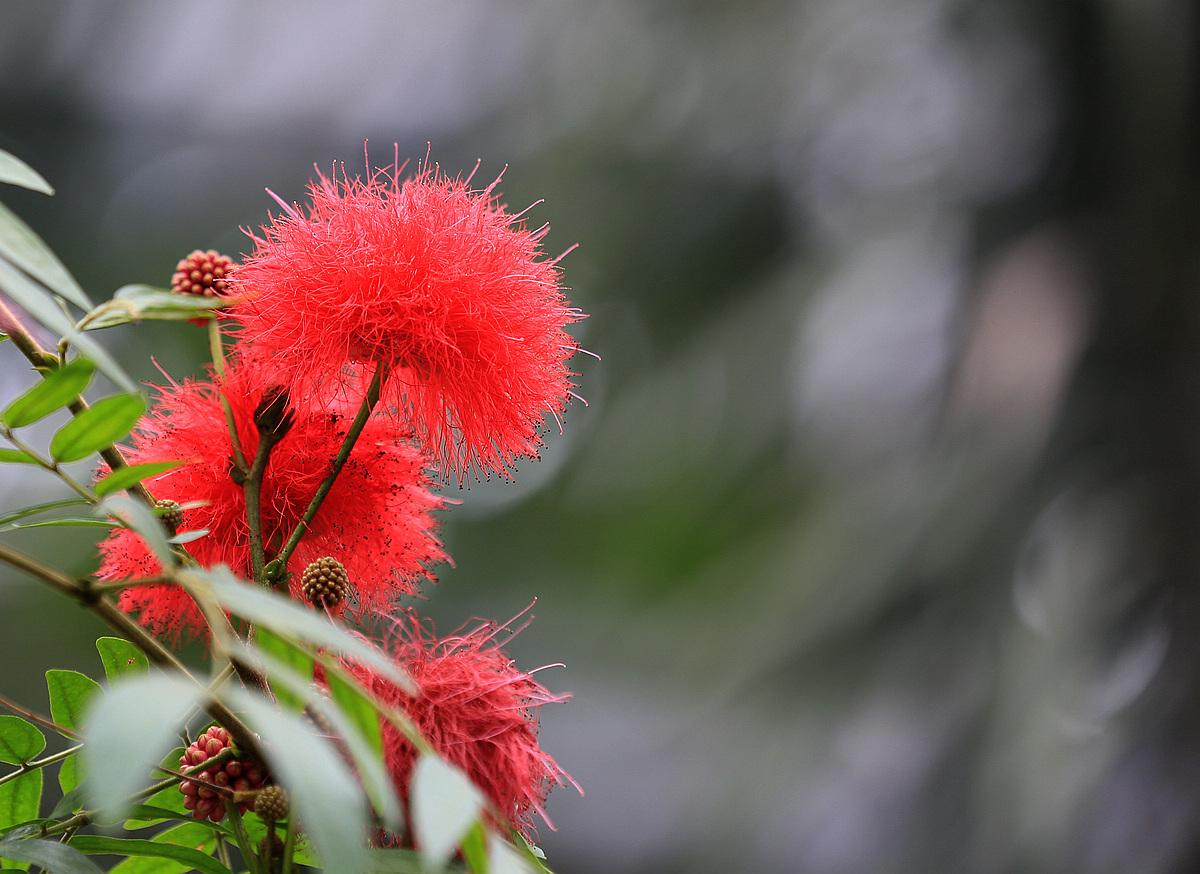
[232,153,587,481]
[97,356,447,638]
[345,609,578,838]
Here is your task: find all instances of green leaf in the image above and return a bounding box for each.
[0,152,53,196]
[488,837,537,874]
[0,836,102,873]
[0,771,41,835]
[0,449,36,465]
[96,637,150,682]
[189,566,414,693]
[46,670,100,733]
[98,495,173,568]
[0,257,131,392]
[223,687,371,874]
[81,675,198,820]
[0,719,44,765]
[325,664,383,757]
[79,285,226,331]
[0,498,90,528]
[49,393,145,463]
[110,821,220,873]
[49,786,84,818]
[167,528,208,545]
[69,836,230,874]
[1,358,94,428]
[236,643,401,829]
[254,628,313,713]
[94,461,178,498]
[3,518,116,533]
[0,199,89,310]
[47,670,100,795]
[461,823,489,874]
[412,754,482,868]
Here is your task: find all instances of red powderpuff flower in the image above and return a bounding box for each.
[232,152,590,482]
[98,357,447,638]
[344,608,578,838]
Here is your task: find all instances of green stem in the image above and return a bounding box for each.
[262,362,386,584]
[209,320,249,473]
[0,691,78,739]
[40,748,237,838]
[0,744,82,787]
[281,815,296,874]
[224,801,261,874]
[0,543,262,760]
[1,426,97,504]
[244,434,275,585]
[0,296,155,508]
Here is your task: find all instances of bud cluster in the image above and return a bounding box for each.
[179,725,267,822]
[301,556,350,610]
[154,499,184,536]
[171,249,233,298]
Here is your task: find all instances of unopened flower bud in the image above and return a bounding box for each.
[254,386,294,438]
[301,556,349,610]
[154,499,183,535]
[254,785,289,822]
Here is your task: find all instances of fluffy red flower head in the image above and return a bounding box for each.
[233,154,587,481]
[345,610,577,837]
[97,357,447,638]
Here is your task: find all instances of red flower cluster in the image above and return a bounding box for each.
[97,148,584,836]
[344,611,577,837]
[98,356,446,637]
[233,158,586,481]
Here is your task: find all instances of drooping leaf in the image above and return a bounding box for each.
[0,449,36,465]
[190,566,414,693]
[3,518,117,533]
[49,393,145,463]
[461,823,489,874]
[236,643,401,828]
[0,152,53,196]
[1,358,94,428]
[0,719,44,765]
[0,199,89,310]
[81,675,199,821]
[488,836,538,874]
[0,836,102,873]
[95,637,150,682]
[412,753,483,868]
[221,687,371,874]
[0,257,132,391]
[167,528,208,545]
[78,286,226,331]
[98,495,173,567]
[0,498,89,530]
[0,771,41,836]
[94,461,178,498]
[325,662,383,757]
[253,628,314,713]
[68,836,230,874]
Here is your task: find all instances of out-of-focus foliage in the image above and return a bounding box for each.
[0,1,1197,872]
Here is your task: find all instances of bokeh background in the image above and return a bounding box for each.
[1,1,1198,872]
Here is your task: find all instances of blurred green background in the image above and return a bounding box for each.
[2,1,1199,872]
